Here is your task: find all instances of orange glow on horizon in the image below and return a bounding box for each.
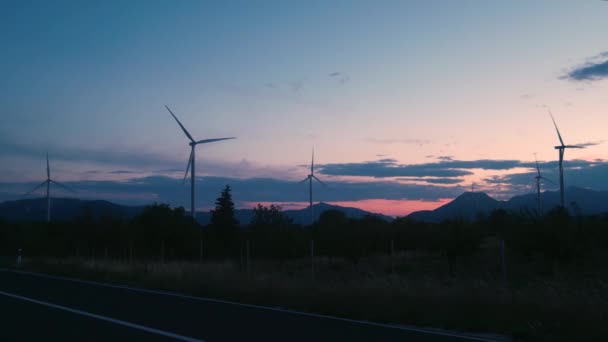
[241,198,453,217]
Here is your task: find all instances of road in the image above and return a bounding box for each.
[0,269,503,342]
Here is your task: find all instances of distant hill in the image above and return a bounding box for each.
[0,198,393,225]
[0,198,145,222]
[196,202,393,225]
[408,192,501,223]
[408,187,608,223]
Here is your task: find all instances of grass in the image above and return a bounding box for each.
[11,254,608,342]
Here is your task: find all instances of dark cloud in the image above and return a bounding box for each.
[484,160,608,193]
[0,137,174,168]
[0,140,278,180]
[396,177,465,185]
[562,52,608,81]
[318,160,471,178]
[5,159,608,208]
[0,175,466,207]
[329,72,350,85]
[422,178,465,185]
[316,158,542,179]
[108,170,140,174]
[575,141,603,148]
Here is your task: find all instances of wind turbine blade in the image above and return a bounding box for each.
[312,175,327,187]
[195,137,236,144]
[46,152,50,180]
[574,141,603,147]
[165,105,195,142]
[311,148,314,175]
[564,145,586,149]
[51,180,76,193]
[24,181,48,196]
[183,150,193,183]
[549,111,565,146]
[540,177,557,186]
[299,176,310,183]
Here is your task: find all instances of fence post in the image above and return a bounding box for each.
[161,240,165,264]
[16,248,22,267]
[391,239,395,276]
[501,239,507,286]
[311,239,315,282]
[246,240,250,274]
[129,242,133,264]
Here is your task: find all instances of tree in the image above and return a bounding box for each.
[210,185,239,233]
[248,204,298,259]
[250,204,292,228]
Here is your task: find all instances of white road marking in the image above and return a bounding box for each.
[0,289,205,342]
[0,268,506,342]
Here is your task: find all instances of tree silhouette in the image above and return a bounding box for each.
[250,204,292,228]
[210,185,239,247]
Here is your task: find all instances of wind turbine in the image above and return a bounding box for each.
[24,153,74,222]
[549,111,585,208]
[533,155,556,215]
[300,149,326,225]
[166,105,236,218]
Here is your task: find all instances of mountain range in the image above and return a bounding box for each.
[0,198,392,225]
[407,187,608,222]
[2,187,606,225]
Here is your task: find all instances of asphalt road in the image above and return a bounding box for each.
[0,269,503,342]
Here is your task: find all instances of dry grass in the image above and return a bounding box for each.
[19,256,608,342]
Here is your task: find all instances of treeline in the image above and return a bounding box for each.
[1,186,608,269]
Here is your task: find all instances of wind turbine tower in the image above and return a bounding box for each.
[166,105,236,218]
[533,156,556,215]
[25,153,74,222]
[549,112,585,208]
[535,158,542,215]
[300,149,326,225]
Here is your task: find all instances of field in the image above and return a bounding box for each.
[11,247,608,342]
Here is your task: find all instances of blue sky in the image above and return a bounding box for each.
[2,1,608,215]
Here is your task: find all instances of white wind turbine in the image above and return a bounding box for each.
[24,153,74,222]
[300,149,326,225]
[549,111,585,208]
[166,105,236,218]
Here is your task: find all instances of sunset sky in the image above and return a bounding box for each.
[2,1,608,216]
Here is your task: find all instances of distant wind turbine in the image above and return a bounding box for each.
[166,105,236,218]
[533,155,555,215]
[24,153,74,222]
[300,149,326,225]
[549,111,585,208]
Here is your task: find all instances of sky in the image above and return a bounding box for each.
[2,0,608,216]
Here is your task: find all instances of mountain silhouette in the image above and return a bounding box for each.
[408,192,501,223]
[0,198,145,222]
[196,202,393,225]
[408,187,608,222]
[0,198,392,225]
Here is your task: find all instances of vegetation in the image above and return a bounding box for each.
[2,188,608,341]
